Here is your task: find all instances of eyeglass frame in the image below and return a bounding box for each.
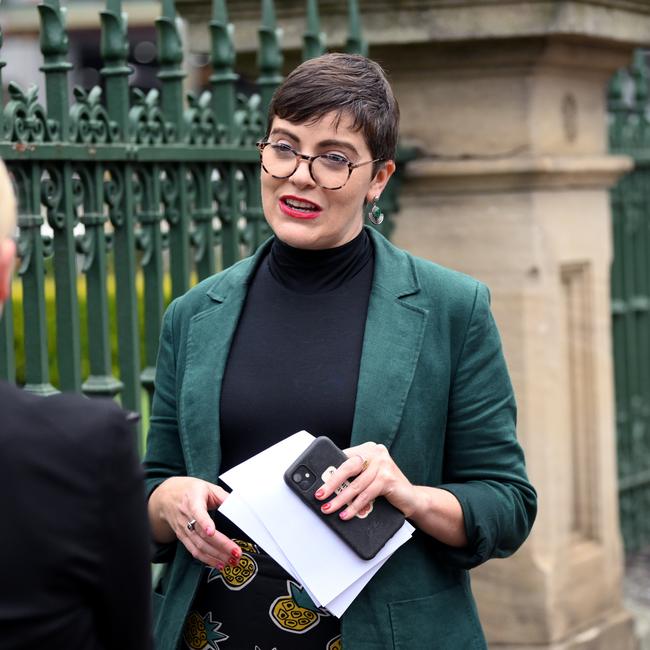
[256,140,384,190]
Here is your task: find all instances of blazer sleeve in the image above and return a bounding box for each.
[143,299,187,563]
[435,282,537,569]
[97,407,153,650]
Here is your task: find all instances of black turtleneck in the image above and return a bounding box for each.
[219,228,374,473]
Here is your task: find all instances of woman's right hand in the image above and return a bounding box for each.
[148,476,242,570]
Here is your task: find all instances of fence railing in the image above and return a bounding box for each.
[609,49,650,552]
[0,0,410,448]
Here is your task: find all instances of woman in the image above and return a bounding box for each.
[144,53,536,650]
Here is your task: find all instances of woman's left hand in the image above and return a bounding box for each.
[314,441,420,520]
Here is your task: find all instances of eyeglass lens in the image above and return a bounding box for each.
[261,144,350,190]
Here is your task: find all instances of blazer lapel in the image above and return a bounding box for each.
[180,229,425,475]
[350,229,428,451]
[181,241,272,481]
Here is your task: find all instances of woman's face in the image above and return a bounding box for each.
[260,111,395,250]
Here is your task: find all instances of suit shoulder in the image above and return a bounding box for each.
[44,392,128,425]
[0,383,132,451]
[0,382,105,420]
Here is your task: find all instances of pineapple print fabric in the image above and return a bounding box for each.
[184,537,341,649]
[269,580,330,633]
[183,611,229,649]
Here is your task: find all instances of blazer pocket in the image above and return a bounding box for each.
[388,584,486,650]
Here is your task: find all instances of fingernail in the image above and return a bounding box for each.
[229,557,238,566]
[231,548,240,558]
[217,562,224,571]
[339,510,348,520]
[315,488,325,499]
[321,502,331,512]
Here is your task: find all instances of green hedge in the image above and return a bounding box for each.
[11,273,172,388]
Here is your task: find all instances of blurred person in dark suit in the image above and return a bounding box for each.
[0,160,153,650]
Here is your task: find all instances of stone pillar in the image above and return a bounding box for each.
[382,7,646,650]
[175,1,650,647]
[399,154,635,648]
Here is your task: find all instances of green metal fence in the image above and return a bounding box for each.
[609,50,650,553]
[0,0,409,446]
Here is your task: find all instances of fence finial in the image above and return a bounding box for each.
[631,51,649,148]
[100,0,132,140]
[161,0,176,21]
[210,0,238,137]
[346,0,368,57]
[303,0,326,61]
[211,0,235,70]
[38,0,73,142]
[632,50,649,109]
[213,0,228,23]
[258,0,284,114]
[157,0,183,66]
[156,0,186,143]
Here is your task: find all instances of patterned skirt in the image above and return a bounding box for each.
[182,536,342,650]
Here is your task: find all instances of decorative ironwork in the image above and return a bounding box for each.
[303,0,326,61]
[346,0,368,56]
[609,49,650,553]
[258,0,284,114]
[69,87,119,144]
[185,92,224,145]
[210,0,238,140]
[234,93,265,146]
[0,0,410,445]
[4,83,58,143]
[130,89,175,145]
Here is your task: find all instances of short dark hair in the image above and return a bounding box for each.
[266,53,400,164]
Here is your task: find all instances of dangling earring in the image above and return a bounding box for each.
[367,196,384,226]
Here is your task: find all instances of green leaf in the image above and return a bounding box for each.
[199,91,211,109]
[88,86,102,106]
[73,86,87,103]
[288,580,319,613]
[145,89,159,108]
[26,85,38,106]
[131,87,145,105]
[8,81,26,103]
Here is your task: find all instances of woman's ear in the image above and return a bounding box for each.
[367,160,396,203]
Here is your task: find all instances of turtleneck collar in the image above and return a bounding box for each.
[267,228,373,294]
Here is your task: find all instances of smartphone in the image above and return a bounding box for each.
[284,436,405,560]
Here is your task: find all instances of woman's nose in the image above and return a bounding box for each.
[290,157,316,188]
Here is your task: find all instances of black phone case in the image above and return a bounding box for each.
[283,436,405,560]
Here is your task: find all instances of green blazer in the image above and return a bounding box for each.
[144,227,536,650]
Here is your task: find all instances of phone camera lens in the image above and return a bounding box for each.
[291,465,316,490]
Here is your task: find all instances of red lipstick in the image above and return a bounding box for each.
[279,195,323,220]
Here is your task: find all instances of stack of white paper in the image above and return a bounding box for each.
[219,430,415,617]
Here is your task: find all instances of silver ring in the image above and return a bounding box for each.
[187,519,196,532]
